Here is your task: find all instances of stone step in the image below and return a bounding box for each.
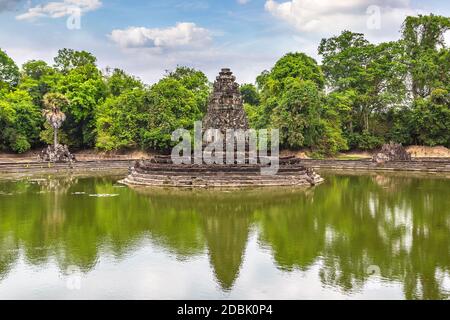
[123,177,311,188]
[129,173,312,182]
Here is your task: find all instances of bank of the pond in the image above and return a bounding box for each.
[303,158,450,175]
[301,158,450,175]
[0,159,133,175]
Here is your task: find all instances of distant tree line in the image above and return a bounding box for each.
[0,14,449,156]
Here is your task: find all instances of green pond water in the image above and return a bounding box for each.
[0,172,449,300]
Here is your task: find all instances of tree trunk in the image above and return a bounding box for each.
[365,113,369,132]
[54,128,58,147]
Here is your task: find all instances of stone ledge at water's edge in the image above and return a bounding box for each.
[301,158,450,174]
[0,159,133,176]
[119,156,324,188]
[1,158,450,176]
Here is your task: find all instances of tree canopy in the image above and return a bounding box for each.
[0,14,448,155]
[0,49,20,90]
[54,49,97,74]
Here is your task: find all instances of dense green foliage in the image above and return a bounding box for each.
[96,67,208,151]
[54,48,97,74]
[240,84,260,106]
[96,89,146,151]
[0,14,448,155]
[254,52,347,155]
[142,76,204,150]
[318,32,408,150]
[0,49,20,90]
[0,89,41,153]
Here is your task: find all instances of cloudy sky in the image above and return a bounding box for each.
[1,0,449,84]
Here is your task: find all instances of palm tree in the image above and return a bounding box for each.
[42,93,69,148]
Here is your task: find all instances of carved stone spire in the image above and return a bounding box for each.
[203,68,249,132]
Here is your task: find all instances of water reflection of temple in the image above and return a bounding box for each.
[135,188,301,290]
[201,210,250,290]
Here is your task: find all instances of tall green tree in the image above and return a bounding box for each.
[257,53,326,128]
[388,14,450,147]
[268,52,325,90]
[400,89,450,147]
[96,69,146,150]
[19,60,61,107]
[104,68,143,97]
[319,31,407,149]
[54,49,97,74]
[240,84,260,106]
[240,84,262,128]
[56,63,107,148]
[0,90,41,153]
[0,49,19,90]
[257,52,347,155]
[142,75,203,151]
[166,66,210,113]
[402,14,450,98]
[96,88,146,151]
[271,79,322,149]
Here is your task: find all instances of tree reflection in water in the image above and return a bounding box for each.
[0,173,449,299]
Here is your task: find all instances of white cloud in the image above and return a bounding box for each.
[16,0,101,21]
[109,22,212,49]
[107,22,276,84]
[265,0,420,40]
[237,0,250,4]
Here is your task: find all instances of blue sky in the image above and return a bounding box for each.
[1,0,449,84]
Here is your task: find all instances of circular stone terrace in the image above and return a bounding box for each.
[120,156,324,188]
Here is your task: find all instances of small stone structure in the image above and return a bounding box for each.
[122,156,323,188]
[121,68,323,188]
[372,142,412,163]
[38,144,76,163]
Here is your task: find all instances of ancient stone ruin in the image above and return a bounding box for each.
[201,68,250,160]
[121,68,323,188]
[39,144,76,163]
[372,142,412,163]
[121,155,323,188]
[203,68,249,133]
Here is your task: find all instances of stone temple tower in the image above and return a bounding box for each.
[122,67,324,187]
[203,68,249,132]
[120,67,324,188]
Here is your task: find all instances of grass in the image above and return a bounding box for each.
[335,154,371,160]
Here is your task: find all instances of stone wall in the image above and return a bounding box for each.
[301,159,450,173]
[122,164,323,188]
[0,160,133,175]
[3,159,449,177]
